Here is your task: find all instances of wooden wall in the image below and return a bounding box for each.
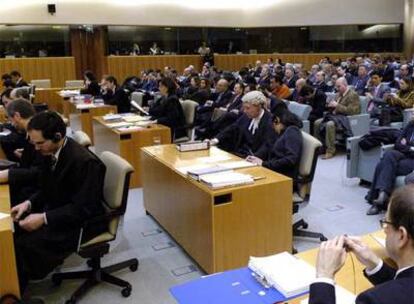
[106,55,203,82]
[214,53,402,71]
[0,57,76,87]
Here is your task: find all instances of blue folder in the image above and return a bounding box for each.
[170,267,308,304]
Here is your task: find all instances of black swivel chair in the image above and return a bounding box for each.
[52,152,138,304]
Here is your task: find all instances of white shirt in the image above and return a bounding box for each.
[248,109,265,135]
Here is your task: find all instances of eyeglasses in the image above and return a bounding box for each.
[379,218,394,229]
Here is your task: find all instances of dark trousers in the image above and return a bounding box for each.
[14,226,77,292]
[370,150,414,196]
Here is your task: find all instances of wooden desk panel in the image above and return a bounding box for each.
[93,117,171,188]
[0,185,20,298]
[141,145,292,273]
[34,88,66,113]
[63,100,117,145]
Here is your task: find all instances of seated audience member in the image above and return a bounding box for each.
[11,111,106,293]
[326,74,339,93]
[246,110,303,180]
[149,42,162,55]
[142,72,159,92]
[11,87,30,101]
[262,86,287,117]
[184,76,209,105]
[384,77,414,120]
[258,65,271,89]
[289,78,307,102]
[314,77,360,159]
[270,75,291,100]
[308,64,320,85]
[309,185,414,304]
[365,120,414,215]
[0,99,42,205]
[207,91,276,159]
[284,66,299,89]
[80,70,100,96]
[366,70,391,117]
[201,64,211,79]
[336,66,354,85]
[382,56,396,83]
[352,65,370,95]
[253,60,262,78]
[204,82,246,138]
[10,70,28,88]
[299,85,327,133]
[397,64,412,83]
[196,78,233,126]
[1,87,14,106]
[149,77,186,139]
[313,71,329,93]
[101,75,130,113]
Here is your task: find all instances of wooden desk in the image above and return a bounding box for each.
[141,145,293,274]
[34,88,67,113]
[0,185,20,298]
[93,117,171,188]
[62,100,117,145]
[289,230,389,303]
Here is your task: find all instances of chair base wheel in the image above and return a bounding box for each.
[122,287,132,298]
[129,261,139,272]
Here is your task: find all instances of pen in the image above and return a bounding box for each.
[253,176,266,181]
[247,148,254,156]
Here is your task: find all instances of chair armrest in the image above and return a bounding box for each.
[301,120,310,134]
[403,108,414,128]
[380,144,395,157]
[346,135,363,178]
[347,114,370,137]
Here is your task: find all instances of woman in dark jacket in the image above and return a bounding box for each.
[246,110,303,180]
[149,77,186,139]
[80,70,101,96]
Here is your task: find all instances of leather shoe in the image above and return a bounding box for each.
[366,204,380,215]
[322,152,335,160]
[373,191,389,206]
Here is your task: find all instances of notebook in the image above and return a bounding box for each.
[199,171,254,189]
[300,285,356,304]
[248,251,315,298]
[187,165,231,180]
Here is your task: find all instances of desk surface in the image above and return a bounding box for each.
[142,145,290,194]
[0,184,20,298]
[93,116,170,135]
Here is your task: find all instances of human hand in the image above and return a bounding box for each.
[344,236,381,271]
[316,236,347,279]
[328,101,338,108]
[14,148,23,159]
[205,100,213,106]
[10,200,31,222]
[246,155,263,166]
[19,213,45,232]
[0,170,8,183]
[401,138,407,145]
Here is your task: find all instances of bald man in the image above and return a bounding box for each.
[289,78,307,102]
[313,77,360,159]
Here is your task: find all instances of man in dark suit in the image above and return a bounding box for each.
[0,99,43,205]
[284,66,299,89]
[10,70,29,88]
[101,75,130,113]
[208,90,276,159]
[11,111,106,293]
[309,185,414,304]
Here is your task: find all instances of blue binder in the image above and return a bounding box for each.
[170,267,308,304]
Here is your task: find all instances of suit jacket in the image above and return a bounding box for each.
[80,81,100,96]
[305,90,327,121]
[102,87,130,113]
[335,89,361,115]
[216,110,276,159]
[149,94,186,138]
[394,121,414,156]
[30,138,106,245]
[262,125,302,178]
[314,81,330,93]
[15,79,29,88]
[285,75,299,89]
[227,94,243,112]
[309,265,414,304]
[369,83,391,104]
[352,75,369,96]
[211,90,234,108]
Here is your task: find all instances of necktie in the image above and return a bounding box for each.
[50,155,57,171]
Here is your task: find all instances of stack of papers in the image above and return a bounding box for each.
[106,122,133,128]
[199,171,254,189]
[301,285,356,304]
[103,114,122,121]
[123,115,151,123]
[220,160,257,170]
[76,103,96,110]
[0,212,10,220]
[248,252,315,298]
[59,90,80,97]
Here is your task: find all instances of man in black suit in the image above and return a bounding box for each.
[10,70,29,88]
[11,111,106,293]
[0,99,43,205]
[101,75,130,113]
[208,90,276,158]
[309,185,414,304]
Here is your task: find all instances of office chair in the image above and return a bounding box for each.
[293,132,327,246]
[52,152,138,304]
[65,80,84,88]
[287,101,312,133]
[72,131,92,148]
[174,99,198,143]
[131,91,144,107]
[30,79,51,89]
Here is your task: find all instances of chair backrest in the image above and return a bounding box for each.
[288,101,312,120]
[30,79,51,88]
[65,80,84,88]
[131,91,144,107]
[298,131,322,183]
[72,130,92,148]
[100,151,134,236]
[180,99,198,126]
[359,96,368,114]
